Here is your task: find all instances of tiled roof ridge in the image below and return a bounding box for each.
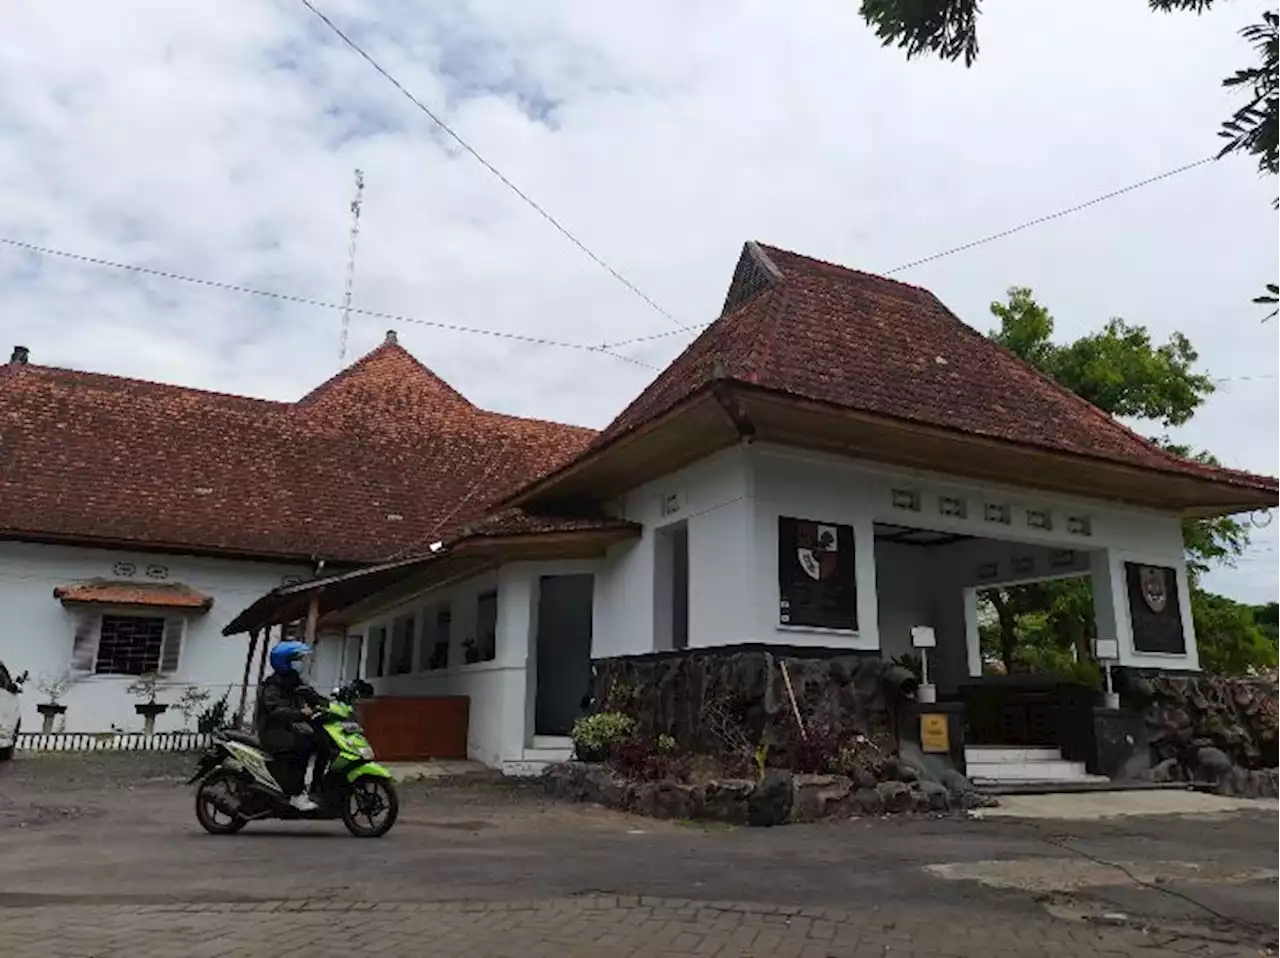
[0,360,286,409]
[295,338,473,408]
[755,242,934,298]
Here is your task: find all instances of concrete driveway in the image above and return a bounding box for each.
[0,753,1275,957]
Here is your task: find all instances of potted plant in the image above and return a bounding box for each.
[175,686,212,731]
[462,637,481,665]
[35,672,74,734]
[127,672,169,736]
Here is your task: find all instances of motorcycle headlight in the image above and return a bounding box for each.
[358,746,374,760]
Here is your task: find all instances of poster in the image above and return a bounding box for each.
[1125,563,1186,654]
[777,517,857,630]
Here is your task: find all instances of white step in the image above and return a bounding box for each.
[964,746,1063,764]
[532,735,572,750]
[967,760,1095,782]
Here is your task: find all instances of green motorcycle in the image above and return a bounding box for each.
[189,679,398,838]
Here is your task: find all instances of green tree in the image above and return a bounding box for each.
[860,3,1278,318]
[981,287,1270,675]
[1194,591,1279,675]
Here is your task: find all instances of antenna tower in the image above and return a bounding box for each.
[338,168,365,361]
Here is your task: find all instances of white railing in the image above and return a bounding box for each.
[16,731,212,753]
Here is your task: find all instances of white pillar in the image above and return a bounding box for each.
[1090,549,1129,662]
[495,565,538,759]
[963,587,981,679]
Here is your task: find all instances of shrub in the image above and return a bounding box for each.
[571,712,635,761]
[612,736,692,783]
[834,733,892,780]
[782,721,844,774]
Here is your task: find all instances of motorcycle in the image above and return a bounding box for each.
[188,678,398,838]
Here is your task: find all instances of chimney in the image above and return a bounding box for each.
[9,345,29,365]
[384,330,398,345]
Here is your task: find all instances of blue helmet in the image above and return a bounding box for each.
[269,640,312,674]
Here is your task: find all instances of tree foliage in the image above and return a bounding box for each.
[859,2,1279,317]
[978,287,1269,676]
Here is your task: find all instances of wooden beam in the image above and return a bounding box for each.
[236,629,259,727]
[256,624,272,687]
[304,592,320,644]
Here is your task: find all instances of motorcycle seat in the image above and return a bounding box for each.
[219,729,262,749]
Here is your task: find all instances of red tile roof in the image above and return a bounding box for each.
[590,242,1277,495]
[1,334,594,563]
[53,580,214,611]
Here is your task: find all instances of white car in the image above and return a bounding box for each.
[0,659,24,761]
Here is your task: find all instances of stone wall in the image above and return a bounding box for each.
[590,646,899,764]
[1126,671,1280,778]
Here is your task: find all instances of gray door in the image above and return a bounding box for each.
[535,574,594,737]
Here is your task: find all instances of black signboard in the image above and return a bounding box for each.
[778,516,857,630]
[1125,563,1186,654]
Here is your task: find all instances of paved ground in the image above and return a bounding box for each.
[1,753,1276,957]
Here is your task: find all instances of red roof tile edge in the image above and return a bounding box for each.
[52,580,215,611]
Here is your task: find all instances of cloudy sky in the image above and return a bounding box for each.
[2,0,1276,600]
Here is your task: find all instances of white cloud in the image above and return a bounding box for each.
[1,0,1274,599]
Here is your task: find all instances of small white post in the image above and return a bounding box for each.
[1095,638,1120,710]
[912,626,937,704]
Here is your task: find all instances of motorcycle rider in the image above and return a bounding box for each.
[256,640,327,812]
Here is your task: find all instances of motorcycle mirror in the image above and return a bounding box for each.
[331,687,341,697]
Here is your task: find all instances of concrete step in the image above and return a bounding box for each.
[964,746,1063,764]
[532,735,573,750]
[967,759,1096,782]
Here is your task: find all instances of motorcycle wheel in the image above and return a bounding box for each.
[341,777,398,838]
[195,771,248,835]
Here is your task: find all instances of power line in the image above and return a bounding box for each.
[598,156,1222,352]
[296,0,687,334]
[0,235,657,370]
[882,156,1219,275]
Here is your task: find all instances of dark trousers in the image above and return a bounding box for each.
[268,746,312,796]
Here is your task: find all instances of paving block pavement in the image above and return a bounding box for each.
[0,896,1266,958]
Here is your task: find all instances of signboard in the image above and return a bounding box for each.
[1124,563,1186,654]
[1093,638,1119,661]
[920,714,950,754]
[777,517,857,630]
[910,625,936,649]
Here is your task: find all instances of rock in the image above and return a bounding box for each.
[701,780,753,824]
[961,789,999,810]
[875,780,913,814]
[1146,757,1179,784]
[851,768,879,790]
[939,768,974,798]
[542,761,591,801]
[915,780,952,812]
[747,770,794,827]
[790,774,853,823]
[852,787,884,815]
[631,781,699,820]
[1196,746,1233,780]
[582,766,633,809]
[883,757,919,783]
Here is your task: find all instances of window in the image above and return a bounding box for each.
[423,607,451,671]
[389,614,415,675]
[470,591,498,664]
[366,625,387,678]
[94,614,180,676]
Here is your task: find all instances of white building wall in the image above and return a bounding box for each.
[353,559,601,768]
[0,541,309,734]
[593,446,753,655]
[590,441,1198,670]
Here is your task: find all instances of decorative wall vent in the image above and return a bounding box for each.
[1050,549,1077,569]
[660,491,684,517]
[938,495,967,519]
[983,502,1011,524]
[1026,508,1053,531]
[891,488,921,512]
[145,564,169,580]
[1012,555,1035,576]
[1067,515,1093,536]
[977,562,999,581]
[112,562,137,578]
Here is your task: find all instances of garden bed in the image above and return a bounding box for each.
[543,760,996,826]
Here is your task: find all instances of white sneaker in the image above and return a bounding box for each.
[288,793,319,812]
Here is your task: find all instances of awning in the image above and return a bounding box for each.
[221,518,641,636]
[53,580,214,612]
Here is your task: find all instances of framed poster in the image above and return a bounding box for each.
[777,517,857,630]
[1125,563,1186,654]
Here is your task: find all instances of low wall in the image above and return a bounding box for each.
[590,645,896,765]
